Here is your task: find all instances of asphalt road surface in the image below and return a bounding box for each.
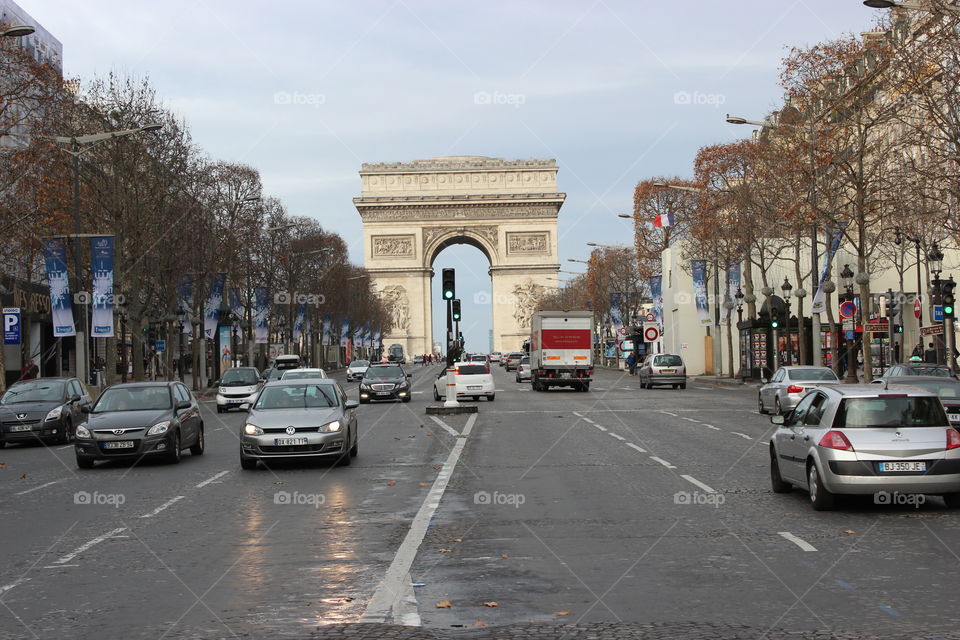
[0,364,956,639]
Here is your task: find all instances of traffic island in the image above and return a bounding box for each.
[426,404,478,415]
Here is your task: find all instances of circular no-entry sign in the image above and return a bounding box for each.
[645,312,656,322]
[644,326,660,342]
[839,300,857,319]
[914,298,922,319]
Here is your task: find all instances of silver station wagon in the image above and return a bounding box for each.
[769,384,960,510]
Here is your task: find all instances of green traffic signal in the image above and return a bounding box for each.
[452,299,462,321]
[441,268,456,300]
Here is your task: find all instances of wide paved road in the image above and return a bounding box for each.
[0,364,955,639]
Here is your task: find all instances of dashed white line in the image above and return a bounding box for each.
[14,479,64,496]
[196,470,230,488]
[572,412,584,418]
[139,495,185,518]
[682,417,699,422]
[778,531,817,552]
[593,424,608,432]
[731,432,753,440]
[626,443,647,453]
[57,444,72,450]
[701,424,721,430]
[53,527,127,565]
[660,411,678,417]
[0,578,28,593]
[582,418,596,425]
[608,433,626,441]
[681,474,716,493]
[650,456,676,469]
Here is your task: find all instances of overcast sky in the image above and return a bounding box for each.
[22,0,877,352]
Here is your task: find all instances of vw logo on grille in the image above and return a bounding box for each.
[113,429,126,435]
[285,426,296,435]
[16,414,27,420]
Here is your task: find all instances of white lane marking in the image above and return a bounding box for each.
[778,531,817,552]
[53,527,127,565]
[682,417,699,422]
[582,418,596,425]
[731,432,753,440]
[43,565,78,569]
[196,470,230,488]
[0,577,28,593]
[681,474,716,493]
[608,433,626,441]
[572,412,584,418]
[660,411,678,417]
[626,443,647,453]
[362,413,477,624]
[428,416,461,438]
[139,495,185,518]
[593,424,608,431]
[14,479,64,496]
[619,387,633,391]
[701,424,721,430]
[696,386,714,390]
[650,456,677,469]
[57,445,72,450]
[412,391,424,394]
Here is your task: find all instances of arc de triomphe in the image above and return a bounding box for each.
[354,156,565,357]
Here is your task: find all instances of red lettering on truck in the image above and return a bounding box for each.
[541,329,591,350]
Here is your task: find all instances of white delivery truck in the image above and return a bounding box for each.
[529,310,594,392]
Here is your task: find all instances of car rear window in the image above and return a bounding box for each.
[791,369,838,382]
[905,366,954,377]
[653,355,683,367]
[834,396,947,428]
[456,364,488,375]
[904,380,960,399]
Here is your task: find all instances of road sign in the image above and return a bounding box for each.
[935,305,944,322]
[839,301,857,319]
[921,324,945,336]
[155,340,166,352]
[845,329,855,340]
[619,339,634,352]
[645,312,655,323]
[618,327,627,335]
[914,299,922,319]
[842,318,855,331]
[644,326,660,342]
[3,308,21,345]
[864,320,889,333]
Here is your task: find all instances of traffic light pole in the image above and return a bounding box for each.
[443,298,459,407]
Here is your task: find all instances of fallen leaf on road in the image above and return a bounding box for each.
[500,553,509,559]
[394,437,401,440]
[843,530,855,535]
[438,548,452,553]
[420,424,424,428]
[451,537,462,542]
[554,611,571,616]
[386,480,396,486]
[19,473,27,479]
[433,464,443,470]
[474,621,488,627]
[436,600,452,608]
[0,462,6,468]
[426,432,433,436]
[483,601,498,607]
[418,482,430,487]
[273,481,284,485]
[407,435,416,438]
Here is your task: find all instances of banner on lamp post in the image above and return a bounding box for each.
[691,260,712,327]
[649,275,663,324]
[219,325,232,372]
[43,239,76,337]
[203,273,226,339]
[812,227,844,314]
[322,314,332,346]
[340,319,350,348]
[90,236,114,338]
[293,303,306,342]
[609,293,624,335]
[254,287,269,344]
[178,275,193,334]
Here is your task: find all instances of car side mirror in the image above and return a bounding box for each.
[239,403,251,411]
[770,414,785,425]
[80,405,92,414]
[70,394,81,403]
[760,378,768,384]
[345,400,359,409]
[175,400,191,410]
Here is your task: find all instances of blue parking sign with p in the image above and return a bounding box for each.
[3,308,21,345]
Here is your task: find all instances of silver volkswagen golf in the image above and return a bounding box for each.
[769,384,960,510]
[240,380,359,470]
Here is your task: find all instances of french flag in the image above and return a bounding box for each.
[653,214,674,228]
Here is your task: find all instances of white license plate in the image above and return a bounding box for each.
[467,385,482,390]
[660,369,675,373]
[9,425,32,432]
[103,441,134,449]
[560,372,571,378]
[229,399,244,404]
[878,461,927,473]
[950,414,960,423]
[375,392,391,396]
[274,437,308,446]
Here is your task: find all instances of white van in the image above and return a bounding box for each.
[273,354,301,371]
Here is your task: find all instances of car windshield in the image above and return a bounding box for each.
[282,370,325,380]
[835,396,947,428]
[253,384,339,409]
[456,364,488,375]
[520,357,530,364]
[367,366,403,379]
[95,386,171,412]
[509,353,523,359]
[221,369,259,385]
[351,360,370,368]
[904,366,954,377]
[899,380,960,399]
[654,355,683,367]
[790,369,838,382]
[1,381,65,404]
[266,368,286,381]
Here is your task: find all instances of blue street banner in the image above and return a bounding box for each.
[293,303,306,341]
[374,328,382,350]
[691,260,712,327]
[90,236,115,338]
[720,262,741,326]
[609,293,624,335]
[812,227,844,313]
[178,275,193,334]
[649,275,663,324]
[3,308,21,345]
[229,288,243,326]
[203,273,227,339]
[43,239,76,337]
[219,325,232,372]
[254,287,269,344]
[340,319,350,348]
[363,323,372,348]
[322,314,332,346]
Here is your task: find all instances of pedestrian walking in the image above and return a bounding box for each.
[626,352,637,375]
[924,342,937,364]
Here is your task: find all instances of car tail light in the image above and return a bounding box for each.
[787,385,805,394]
[947,429,960,450]
[818,430,854,451]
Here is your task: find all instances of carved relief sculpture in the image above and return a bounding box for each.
[372,235,415,258]
[512,280,546,328]
[507,232,549,255]
[381,285,410,333]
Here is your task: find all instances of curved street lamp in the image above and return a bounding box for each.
[864,0,960,14]
[1,24,35,37]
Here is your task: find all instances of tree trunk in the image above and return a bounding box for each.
[131,316,145,382]
[104,335,116,387]
[744,259,757,319]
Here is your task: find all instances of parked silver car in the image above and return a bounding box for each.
[758,366,839,415]
[769,384,960,510]
[240,380,359,470]
[516,356,532,382]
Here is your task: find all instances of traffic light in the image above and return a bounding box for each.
[944,278,956,317]
[887,290,900,319]
[147,327,157,346]
[451,299,462,321]
[770,309,780,329]
[442,268,456,300]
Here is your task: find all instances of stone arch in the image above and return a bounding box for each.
[355,156,565,358]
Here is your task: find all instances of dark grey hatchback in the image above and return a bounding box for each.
[0,377,92,446]
[74,382,204,468]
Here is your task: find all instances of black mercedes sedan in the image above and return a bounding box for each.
[358,364,412,403]
[0,377,92,446]
[74,381,204,468]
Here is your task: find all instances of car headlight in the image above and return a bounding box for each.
[75,425,91,438]
[244,424,263,435]
[219,387,228,394]
[147,421,171,436]
[359,383,371,390]
[318,420,342,433]
[44,406,63,421]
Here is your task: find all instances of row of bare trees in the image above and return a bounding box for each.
[0,39,387,388]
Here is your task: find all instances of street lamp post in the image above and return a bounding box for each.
[929,242,945,364]
[840,265,859,383]
[735,286,745,379]
[782,277,793,366]
[894,227,923,329]
[176,309,185,382]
